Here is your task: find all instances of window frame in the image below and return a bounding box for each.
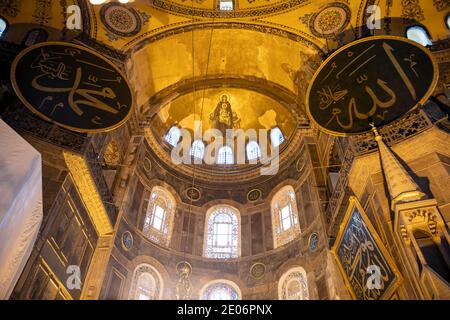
[278,267,309,300]
[246,140,261,162]
[217,145,234,165]
[271,186,301,248]
[270,127,285,148]
[217,0,235,11]
[405,25,433,47]
[204,205,241,259]
[142,186,176,246]
[200,279,241,300]
[129,264,164,300]
[0,16,9,40]
[164,125,182,148]
[190,139,206,160]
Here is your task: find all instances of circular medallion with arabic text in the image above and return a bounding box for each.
[250,263,266,279]
[247,189,262,202]
[122,231,133,251]
[306,36,438,136]
[11,42,134,133]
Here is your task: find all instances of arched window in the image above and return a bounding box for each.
[406,26,432,47]
[201,280,241,300]
[270,127,285,148]
[129,264,163,300]
[23,28,48,46]
[190,139,205,160]
[278,267,309,300]
[0,17,8,39]
[143,186,175,246]
[218,0,234,11]
[204,205,240,259]
[271,185,301,248]
[246,141,261,161]
[164,125,181,147]
[217,145,234,164]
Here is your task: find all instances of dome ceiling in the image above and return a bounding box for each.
[127,27,318,110]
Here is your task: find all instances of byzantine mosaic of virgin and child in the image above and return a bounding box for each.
[209,94,241,135]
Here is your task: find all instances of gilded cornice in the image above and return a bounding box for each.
[149,0,311,19]
[126,21,325,54]
[63,151,114,235]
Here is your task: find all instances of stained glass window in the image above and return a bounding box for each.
[271,186,301,248]
[270,127,285,148]
[201,281,240,300]
[190,139,205,160]
[204,206,240,259]
[143,186,175,246]
[164,125,181,147]
[130,264,163,300]
[217,145,234,164]
[246,141,261,161]
[406,26,432,47]
[278,267,309,300]
[0,18,7,39]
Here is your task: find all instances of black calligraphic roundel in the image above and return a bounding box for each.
[306,36,438,136]
[11,42,134,133]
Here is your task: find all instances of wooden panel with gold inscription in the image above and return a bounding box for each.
[332,197,402,300]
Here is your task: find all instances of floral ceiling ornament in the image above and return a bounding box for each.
[401,0,425,22]
[308,2,351,39]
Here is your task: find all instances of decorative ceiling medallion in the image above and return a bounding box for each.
[308,232,319,252]
[247,189,262,202]
[186,187,201,201]
[121,231,133,251]
[309,2,351,39]
[100,3,142,37]
[143,157,152,172]
[250,262,266,279]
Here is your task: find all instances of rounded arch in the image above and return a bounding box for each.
[203,204,241,259]
[271,185,301,248]
[278,266,309,300]
[142,185,177,246]
[146,178,184,205]
[129,263,164,300]
[199,279,242,300]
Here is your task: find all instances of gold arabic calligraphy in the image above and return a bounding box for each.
[29,47,127,126]
[316,42,419,131]
[338,209,393,300]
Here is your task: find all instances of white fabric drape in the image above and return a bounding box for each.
[0,119,43,299]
